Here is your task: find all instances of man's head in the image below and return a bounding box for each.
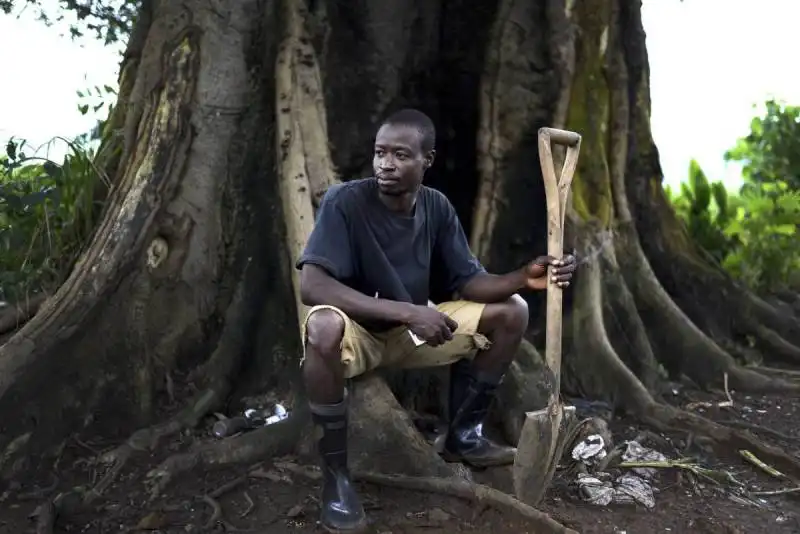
[373,108,436,197]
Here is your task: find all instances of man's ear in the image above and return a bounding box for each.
[424,149,436,170]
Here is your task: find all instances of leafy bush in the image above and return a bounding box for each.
[0,138,107,302]
[668,100,800,294]
[721,182,800,291]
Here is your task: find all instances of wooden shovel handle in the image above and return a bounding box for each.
[538,127,581,148]
[537,127,581,395]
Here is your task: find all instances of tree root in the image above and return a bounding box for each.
[718,419,797,443]
[752,324,800,365]
[278,456,574,534]
[353,471,577,534]
[146,404,310,499]
[747,365,800,379]
[83,387,223,504]
[200,476,248,530]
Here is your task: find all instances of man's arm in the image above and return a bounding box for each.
[300,265,413,324]
[432,193,573,303]
[459,270,527,304]
[297,185,414,324]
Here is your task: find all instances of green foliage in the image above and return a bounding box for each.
[721,182,800,292]
[665,159,738,263]
[0,0,138,44]
[725,99,800,192]
[0,138,106,302]
[668,100,800,294]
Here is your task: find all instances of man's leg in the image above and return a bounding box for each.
[388,296,529,468]
[302,307,378,532]
[443,295,529,467]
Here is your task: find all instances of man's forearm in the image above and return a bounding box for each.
[459,271,527,303]
[300,266,413,324]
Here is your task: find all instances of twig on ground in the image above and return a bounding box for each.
[209,475,248,499]
[739,450,790,480]
[198,475,250,530]
[686,373,733,410]
[201,494,223,529]
[241,491,255,517]
[751,486,800,497]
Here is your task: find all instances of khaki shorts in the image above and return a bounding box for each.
[300,300,491,379]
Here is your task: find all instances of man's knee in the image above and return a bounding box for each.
[479,294,529,336]
[305,309,346,358]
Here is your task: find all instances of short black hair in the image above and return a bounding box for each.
[381,108,436,153]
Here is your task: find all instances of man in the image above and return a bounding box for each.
[296,108,576,532]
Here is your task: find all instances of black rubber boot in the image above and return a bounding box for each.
[441,359,517,468]
[310,397,367,533]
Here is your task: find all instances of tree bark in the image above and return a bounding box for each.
[2,0,800,511]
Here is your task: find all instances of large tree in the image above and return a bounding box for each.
[2,0,800,525]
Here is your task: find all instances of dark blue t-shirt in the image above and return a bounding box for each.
[296,178,485,327]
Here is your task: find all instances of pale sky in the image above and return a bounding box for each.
[1,1,799,190]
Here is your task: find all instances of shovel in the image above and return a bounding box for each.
[512,127,581,506]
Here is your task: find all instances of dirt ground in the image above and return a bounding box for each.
[2,382,799,534]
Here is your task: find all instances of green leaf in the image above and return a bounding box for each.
[688,159,711,211]
[5,140,16,160]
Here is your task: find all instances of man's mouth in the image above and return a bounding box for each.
[377,176,399,185]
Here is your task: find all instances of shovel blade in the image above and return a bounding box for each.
[513,404,576,505]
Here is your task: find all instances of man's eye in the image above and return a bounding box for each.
[374,150,384,157]
[396,153,407,160]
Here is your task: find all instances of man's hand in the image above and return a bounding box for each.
[522,254,577,290]
[406,305,458,347]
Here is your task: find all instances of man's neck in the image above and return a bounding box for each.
[378,190,417,215]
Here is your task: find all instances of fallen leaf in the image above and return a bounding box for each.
[287,504,305,518]
[135,511,167,530]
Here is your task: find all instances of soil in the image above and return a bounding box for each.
[2,382,799,534]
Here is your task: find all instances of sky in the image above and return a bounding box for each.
[1,1,799,190]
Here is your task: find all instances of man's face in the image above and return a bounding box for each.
[373,123,434,196]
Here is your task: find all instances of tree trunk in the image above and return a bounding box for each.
[2,0,800,514]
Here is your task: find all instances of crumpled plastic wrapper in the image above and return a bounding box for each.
[571,434,607,464]
[574,440,663,508]
[576,473,656,509]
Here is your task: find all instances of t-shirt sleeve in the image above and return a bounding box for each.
[295,186,354,280]
[434,193,486,295]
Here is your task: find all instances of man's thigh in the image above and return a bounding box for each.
[385,300,491,369]
[301,305,388,379]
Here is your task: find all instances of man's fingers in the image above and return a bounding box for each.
[534,255,556,267]
[552,264,576,275]
[445,316,459,332]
